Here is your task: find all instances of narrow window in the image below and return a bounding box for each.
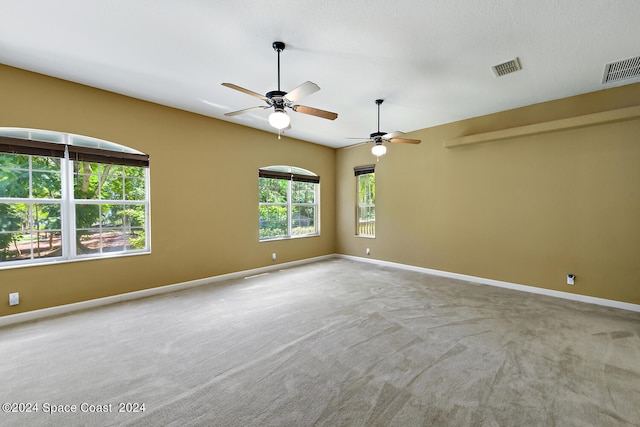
[258,166,319,240]
[355,165,375,237]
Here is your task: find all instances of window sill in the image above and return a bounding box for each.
[259,233,320,242]
[0,250,151,271]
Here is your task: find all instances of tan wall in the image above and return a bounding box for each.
[2,63,639,317]
[337,83,640,305]
[0,65,336,317]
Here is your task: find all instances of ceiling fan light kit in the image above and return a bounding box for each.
[268,108,290,129]
[371,143,387,157]
[222,41,338,136]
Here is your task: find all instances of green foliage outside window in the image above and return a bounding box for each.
[0,153,63,260]
[0,152,147,262]
[258,170,318,240]
[357,173,376,236]
[74,162,146,254]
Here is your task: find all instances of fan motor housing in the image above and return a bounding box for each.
[266,90,287,99]
[266,90,287,108]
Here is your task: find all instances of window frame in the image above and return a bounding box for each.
[0,129,150,269]
[258,166,320,241]
[355,165,376,238]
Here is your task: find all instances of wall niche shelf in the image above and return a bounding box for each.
[444,105,640,148]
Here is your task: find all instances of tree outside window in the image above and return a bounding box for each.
[356,170,375,237]
[258,166,319,240]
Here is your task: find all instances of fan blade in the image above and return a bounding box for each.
[221,83,268,101]
[224,106,269,116]
[343,140,372,149]
[389,137,421,144]
[383,131,404,139]
[284,81,320,103]
[292,105,338,120]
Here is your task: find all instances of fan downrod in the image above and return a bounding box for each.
[374,99,385,136]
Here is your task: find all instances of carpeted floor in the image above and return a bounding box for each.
[1,258,639,426]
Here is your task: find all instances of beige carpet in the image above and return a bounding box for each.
[1,258,639,426]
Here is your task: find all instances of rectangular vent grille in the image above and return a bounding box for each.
[603,55,640,83]
[492,58,522,77]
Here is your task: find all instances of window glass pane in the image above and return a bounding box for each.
[101,204,123,228]
[265,165,290,173]
[100,165,123,200]
[0,153,29,169]
[0,129,30,139]
[30,131,63,143]
[0,203,28,261]
[357,173,375,236]
[76,229,100,255]
[102,230,125,253]
[357,206,376,236]
[124,177,145,200]
[0,169,29,198]
[74,162,100,199]
[358,174,375,204]
[70,134,145,155]
[123,166,146,201]
[291,166,314,176]
[71,135,100,148]
[259,178,287,203]
[292,205,315,235]
[0,203,27,232]
[32,231,62,259]
[0,232,30,262]
[32,171,62,199]
[124,166,145,178]
[124,204,145,228]
[127,228,146,250]
[259,205,288,240]
[32,156,61,171]
[292,181,315,203]
[76,204,100,228]
[33,203,61,230]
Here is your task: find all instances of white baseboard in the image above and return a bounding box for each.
[3,253,638,328]
[337,254,640,313]
[0,255,334,328]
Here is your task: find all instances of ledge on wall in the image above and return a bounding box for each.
[444,105,640,148]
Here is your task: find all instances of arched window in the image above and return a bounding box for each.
[258,166,319,240]
[0,128,150,267]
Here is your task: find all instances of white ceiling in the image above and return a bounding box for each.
[1,0,639,148]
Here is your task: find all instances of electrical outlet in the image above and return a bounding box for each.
[567,274,575,285]
[366,248,370,256]
[272,253,277,261]
[9,292,19,306]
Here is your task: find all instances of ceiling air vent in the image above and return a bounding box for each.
[492,58,522,77]
[602,55,640,84]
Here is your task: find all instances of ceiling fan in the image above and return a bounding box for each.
[350,99,421,158]
[222,41,338,137]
